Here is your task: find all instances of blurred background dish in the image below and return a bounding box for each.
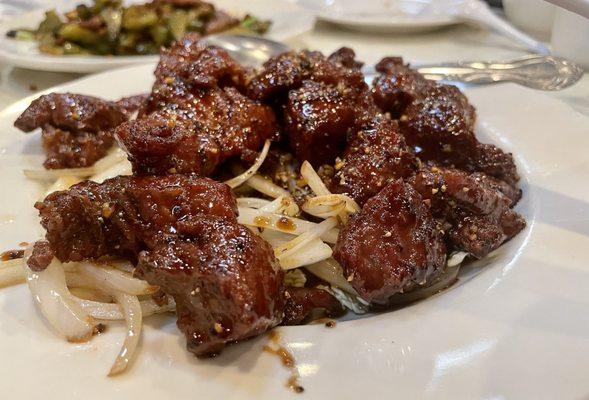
[297,0,461,33]
[297,0,551,54]
[0,0,314,72]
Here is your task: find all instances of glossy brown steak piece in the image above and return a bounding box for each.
[282,287,345,325]
[328,116,417,206]
[409,165,526,258]
[14,93,125,169]
[136,215,285,357]
[36,175,237,262]
[334,180,446,305]
[247,47,371,167]
[372,57,519,186]
[284,80,355,167]
[116,33,277,176]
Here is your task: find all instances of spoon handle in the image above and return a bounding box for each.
[415,55,584,90]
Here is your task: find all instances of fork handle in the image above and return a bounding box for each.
[414,55,584,90]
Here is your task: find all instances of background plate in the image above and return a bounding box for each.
[0,0,314,72]
[297,0,460,33]
[0,64,588,399]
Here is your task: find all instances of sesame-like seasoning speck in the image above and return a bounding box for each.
[431,188,439,194]
[214,322,223,334]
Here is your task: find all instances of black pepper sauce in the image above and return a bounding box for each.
[264,330,304,393]
[253,216,271,227]
[310,318,337,328]
[0,249,24,261]
[276,217,296,232]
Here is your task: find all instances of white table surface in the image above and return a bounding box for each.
[0,15,587,115]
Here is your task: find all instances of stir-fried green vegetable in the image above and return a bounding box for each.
[6,0,271,56]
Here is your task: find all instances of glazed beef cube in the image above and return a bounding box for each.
[117,34,277,176]
[136,215,285,356]
[409,165,526,258]
[372,58,519,186]
[334,180,446,305]
[282,287,345,325]
[284,81,355,167]
[36,175,237,262]
[329,116,417,206]
[14,93,126,169]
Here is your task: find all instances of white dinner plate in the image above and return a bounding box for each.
[297,0,461,33]
[1,65,589,399]
[0,0,314,73]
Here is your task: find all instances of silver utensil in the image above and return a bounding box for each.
[202,35,584,91]
[201,34,289,66]
[413,55,584,91]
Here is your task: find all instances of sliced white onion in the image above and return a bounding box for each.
[26,258,96,342]
[108,293,142,376]
[318,284,369,314]
[300,160,330,196]
[300,162,360,221]
[90,159,132,183]
[224,140,271,188]
[447,251,469,268]
[302,196,347,219]
[259,195,299,217]
[75,262,158,296]
[236,197,272,209]
[245,174,291,199]
[260,229,296,247]
[278,238,333,270]
[0,259,25,288]
[237,207,339,243]
[43,176,82,198]
[305,258,357,295]
[73,297,175,321]
[69,286,113,303]
[274,217,337,259]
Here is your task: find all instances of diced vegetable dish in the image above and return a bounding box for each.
[6,0,271,56]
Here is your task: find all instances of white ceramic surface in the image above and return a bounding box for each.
[0,64,588,399]
[551,8,589,69]
[0,0,314,72]
[297,0,460,33]
[503,0,556,40]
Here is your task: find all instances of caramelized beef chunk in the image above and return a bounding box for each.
[334,180,446,305]
[41,125,115,169]
[36,175,236,262]
[27,241,54,272]
[329,116,417,206]
[136,215,284,357]
[372,57,431,118]
[116,93,149,118]
[246,48,367,102]
[284,80,355,167]
[372,58,519,186]
[117,87,277,176]
[14,93,126,169]
[149,33,246,106]
[14,93,125,134]
[282,287,345,325]
[409,165,526,258]
[118,36,277,176]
